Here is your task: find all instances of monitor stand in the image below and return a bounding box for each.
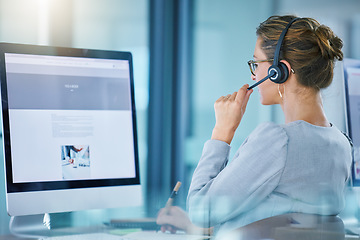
[9,213,52,238]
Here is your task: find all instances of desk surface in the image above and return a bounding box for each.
[0,235,28,240]
[0,225,110,240]
[1,224,360,240]
[0,229,211,240]
[1,234,359,240]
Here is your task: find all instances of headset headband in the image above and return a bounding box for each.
[273,17,300,65]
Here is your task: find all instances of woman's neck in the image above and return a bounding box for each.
[280,88,330,127]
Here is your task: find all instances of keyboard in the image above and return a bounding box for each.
[107,218,159,230]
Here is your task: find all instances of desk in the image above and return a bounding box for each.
[0,226,211,240]
[0,235,28,240]
[1,220,359,240]
[1,232,359,240]
[0,225,111,240]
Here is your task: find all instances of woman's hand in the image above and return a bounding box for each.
[156,206,193,234]
[156,206,212,235]
[211,84,253,144]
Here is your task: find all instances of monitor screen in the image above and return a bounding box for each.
[0,43,142,216]
[343,58,360,186]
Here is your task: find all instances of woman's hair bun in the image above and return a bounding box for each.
[314,25,343,61]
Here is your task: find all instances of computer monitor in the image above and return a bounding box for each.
[0,42,142,235]
[343,58,360,186]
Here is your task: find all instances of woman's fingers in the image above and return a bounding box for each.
[243,87,253,107]
[160,224,178,234]
[228,91,237,101]
[234,84,250,103]
[218,84,252,103]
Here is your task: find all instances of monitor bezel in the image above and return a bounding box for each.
[0,42,141,194]
[343,58,360,187]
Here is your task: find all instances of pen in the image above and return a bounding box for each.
[164,181,182,213]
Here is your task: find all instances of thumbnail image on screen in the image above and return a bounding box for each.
[61,145,90,180]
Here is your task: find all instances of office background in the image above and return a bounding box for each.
[0,0,360,235]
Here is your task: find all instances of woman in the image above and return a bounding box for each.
[157,15,352,236]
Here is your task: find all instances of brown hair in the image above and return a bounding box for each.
[256,15,343,90]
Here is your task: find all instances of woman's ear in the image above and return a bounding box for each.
[280,60,292,76]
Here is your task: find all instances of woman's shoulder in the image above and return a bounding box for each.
[252,121,287,135]
[248,122,288,144]
[278,120,351,149]
[282,120,345,136]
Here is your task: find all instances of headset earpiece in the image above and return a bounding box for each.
[269,62,289,84]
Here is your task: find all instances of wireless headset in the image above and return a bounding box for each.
[248,17,300,90]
